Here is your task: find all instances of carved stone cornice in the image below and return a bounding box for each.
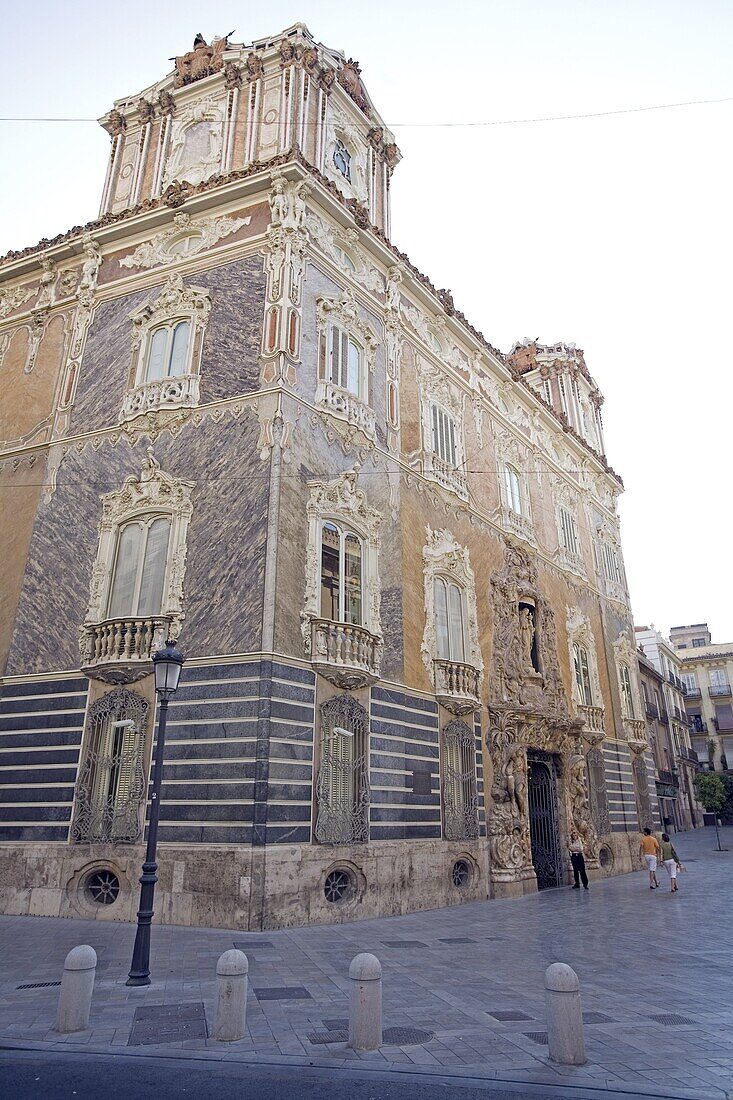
[119,211,250,269]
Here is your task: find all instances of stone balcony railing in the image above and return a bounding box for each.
[316,382,376,439]
[578,704,605,734]
[310,618,381,690]
[434,659,482,715]
[624,716,648,753]
[502,506,534,544]
[119,374,200,423]
[80,616,171,684]
[558,545,585,576]
[427,453,469,500]
[605,578,628,605]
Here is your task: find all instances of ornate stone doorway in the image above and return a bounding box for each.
[527,752,562,889]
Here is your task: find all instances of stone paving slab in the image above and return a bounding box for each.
[0,826,731,1099]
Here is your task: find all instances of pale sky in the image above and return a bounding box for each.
[2,0,731,641]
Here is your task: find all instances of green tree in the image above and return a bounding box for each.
[695,773,726,850]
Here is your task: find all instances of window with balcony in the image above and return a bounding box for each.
[315,290,378,439]
[682,672,699,694]
[441,719,479,841]
[80,451,193,679]
[121,273,210,425]
[573,642,593,706]
[422,528,483,714]
[431,403,457,468]
[619,663,635,718]
[303,469,382,689]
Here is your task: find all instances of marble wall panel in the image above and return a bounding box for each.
[5,414,268,676]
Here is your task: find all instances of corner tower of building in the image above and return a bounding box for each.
[99,24,400,237]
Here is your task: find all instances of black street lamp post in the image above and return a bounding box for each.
[127,639,185,987]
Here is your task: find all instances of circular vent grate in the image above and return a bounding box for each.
[451,859,471,888]
[324,868,353,903]
[85,869,120,906]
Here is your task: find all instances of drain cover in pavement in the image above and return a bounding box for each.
[383,1027,433,1045]
[128,1002,207,1046]
[439,937,476,944]
[524,1031,549,1045]
[17,981,62,990]
[308,1029,348,1044]
[487,1010,532,1021]
[253,986,312,1001]
[233,939,275,951]
[381,940,428,949]
[649,1013,695,1026]
[583,1012,615,1024]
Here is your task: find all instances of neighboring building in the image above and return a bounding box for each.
[0,25,652,930]
[671,624,733,771]
[634,626,701,830]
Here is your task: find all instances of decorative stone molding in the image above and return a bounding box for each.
[488,540,568,716]
[323,101,368,203]
[306,211,383,293]
[421,528,483,699]
[0,284,34,318]
[566,751,599,859]
[119,212,250,269]
[162,96,225,189]
[316,287,379,370]
[261,174,312,380]
[565,606,604,717]
[81,450,193,680]
[172,34,228,88]
[302,467,382,683]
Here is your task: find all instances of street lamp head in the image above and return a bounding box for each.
[153,639,185,697]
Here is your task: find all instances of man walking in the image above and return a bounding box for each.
[569,830,589,890]
[639,827,661,889]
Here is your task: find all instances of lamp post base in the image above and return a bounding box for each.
[126,858,158,986]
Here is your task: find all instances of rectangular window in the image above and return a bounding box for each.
[560,507,579,555]
[681,672,697,692]
[601,540,621,584]
[710,669,728,689]
[504,464,523,514]
[573,642,593,706]
[431,404,457,466]
[692,638,706,647]
[107,517,171,619]
[329,324,363,398]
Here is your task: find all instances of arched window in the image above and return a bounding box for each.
[442,719,479,840]
[107,515,172,619]
[315,694,369,844]
[504,463,523,515]
[573,642,593,706]
[434,576,466,663]
[141,320,191,384]
[431,402,457,467]
[320,522,364,626]
[619,663,635,718]
[327,323,364,398]
[333,138,352,181]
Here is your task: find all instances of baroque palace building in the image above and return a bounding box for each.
[0,25,652,928]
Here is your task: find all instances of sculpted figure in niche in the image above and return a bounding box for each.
[269,176,288,227]
[386,266,402,313]
[519,605,539,674]
[36,259,56,308]
[79,236,101,292]
[504,744,527,820]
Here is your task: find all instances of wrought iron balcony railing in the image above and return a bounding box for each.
[646,700,660,719]
[709,683,732,697]
[80,616,171,683]
[310,618,381,690]
[119,374,200,423]
[433,659,482,715]
[684,686,701,699]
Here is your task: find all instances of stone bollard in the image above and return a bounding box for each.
[545,962,586,1065]
[55,945,97,1034]
[213,949,249,1041]
[348,952,382,1051]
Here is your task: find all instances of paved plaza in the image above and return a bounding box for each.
[0,827,731,1099]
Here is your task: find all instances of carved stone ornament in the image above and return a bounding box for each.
[82,449,194,657]
[337,58,370,115]
[137,98,156,124]
[245,53,263,81]
[0,284,34,318]
[489,540,568,716]
[306,211,383,294]
[162,180,195,208]
[162,96,225,189]
[173,33,228,88]
[130,272,211,352]
[566,751,599,859]
[268,173,311,233]
[224,61,242,89]
[420,527,483,684]
[316,288,379,372]
[323,102,368,203]
[119,211,250,269]
[301,467,383,678]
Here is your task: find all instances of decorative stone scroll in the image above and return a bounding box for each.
[119,212,251,269]
[0,284,34,318]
